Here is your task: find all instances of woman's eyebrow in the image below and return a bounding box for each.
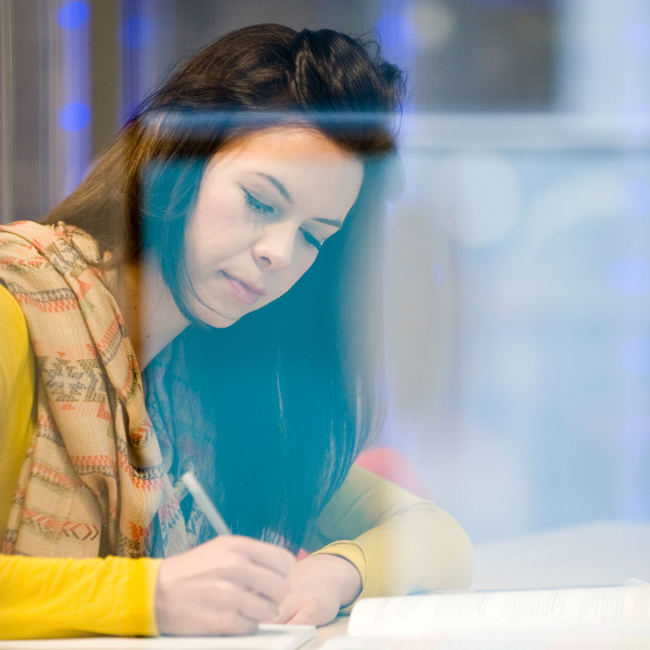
[255,172,293,204]
[252,172,342,229]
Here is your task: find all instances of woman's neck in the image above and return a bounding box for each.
[120,256,190,369]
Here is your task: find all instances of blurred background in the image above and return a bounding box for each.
[1,0,649,544]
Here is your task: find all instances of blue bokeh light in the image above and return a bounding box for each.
[59,102,91,132]
[624,19,650,57]
[375,12,418,63]
[471,0,543,7]
[58,1,89,30]
[611,256,650,296]
[620,334,650,377]
[624,177,650,219]
[120,15,155,50]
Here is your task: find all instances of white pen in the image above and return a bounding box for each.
[181,470,232,536]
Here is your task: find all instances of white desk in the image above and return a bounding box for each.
[473,520,650,590]
[306,618,348,649]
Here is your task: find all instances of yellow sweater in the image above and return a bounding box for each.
[0,283,473,638]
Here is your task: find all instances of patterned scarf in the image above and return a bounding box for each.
[0,220,193,558]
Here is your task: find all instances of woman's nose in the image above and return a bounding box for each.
[252,222,296,270]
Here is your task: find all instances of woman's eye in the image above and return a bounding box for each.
[300,229,323,251]
[243,189,276,217]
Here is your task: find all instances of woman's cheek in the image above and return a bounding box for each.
[277,256,315,297]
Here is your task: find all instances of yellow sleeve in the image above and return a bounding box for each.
[0,285,162,639]
[0,555,161,638]
[0,283,36,543]
[305,465,473,607]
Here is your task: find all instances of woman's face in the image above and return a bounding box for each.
[182,126,364,327]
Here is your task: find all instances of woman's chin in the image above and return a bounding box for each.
[205,311,241,328]
[188,300,243,328]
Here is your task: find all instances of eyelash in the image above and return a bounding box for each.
[300,229,323,251]
[242,188,323,251]
[243,189,276,217]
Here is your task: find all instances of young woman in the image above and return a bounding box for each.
[0,24,472,638]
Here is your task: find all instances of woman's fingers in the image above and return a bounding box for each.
[215,558,291,604]
[273,554,362,628]
[286,608,318,626]
[196,581,280,624]
[220,536,296,575]
[202,610,258,637]
[154,535,296,635]
[233,583,282,622]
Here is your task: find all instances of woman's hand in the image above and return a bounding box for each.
[154,535,296,635]
[274,554,362,627]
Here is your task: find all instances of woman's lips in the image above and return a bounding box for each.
[222,271,264,305]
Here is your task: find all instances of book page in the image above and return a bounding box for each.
[0,624,315,650]
[321,634,650,650]
[347,586,650,638]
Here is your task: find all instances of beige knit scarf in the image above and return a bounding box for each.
[0,220,190,557]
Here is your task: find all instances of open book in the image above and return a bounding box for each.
[322,585,650,649]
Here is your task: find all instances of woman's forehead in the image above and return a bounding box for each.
[204,125,364,198]
[213,124,359,164]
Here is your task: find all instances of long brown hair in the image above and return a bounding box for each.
[45,24,403,259]
[45,24,406,551]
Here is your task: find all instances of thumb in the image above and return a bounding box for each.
[272,597,298,624]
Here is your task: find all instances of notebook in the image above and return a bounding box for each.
[0,624,315,650]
